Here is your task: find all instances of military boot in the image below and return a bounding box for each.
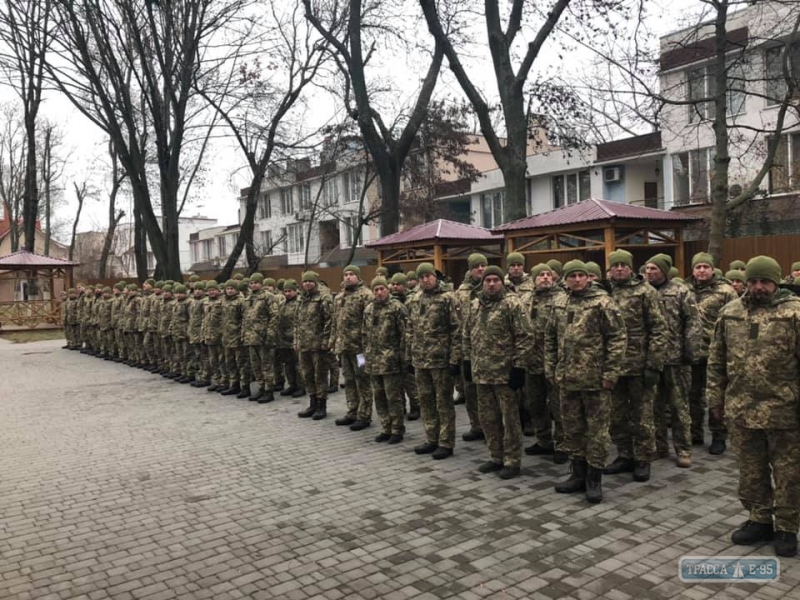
[407,408,420,421]
[586,466,603,503]
[291,388,306,398]
[555,459,587,494]
[297,395,317,418]
[633,461,651,482]
[335,414,357,426]
[249,388,264,402]
[731,521,774,545]
[257,391,275,404]
[280,386,297,397]
[221,384,241,396]
[207,383,221,392]
[604,456,635,475]
[236,385,251,399]
[312,398,327,420]
[775,532,798,557]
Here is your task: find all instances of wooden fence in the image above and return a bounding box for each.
[684,234,800,275]
[0,299,62,330]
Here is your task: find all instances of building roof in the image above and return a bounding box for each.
[595,132,663,163]
[366,219,500,248]
[0,249,78,269]
[494,198,702,233]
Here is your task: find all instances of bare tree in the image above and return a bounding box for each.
[99,140,127,278]
[0,104,26,251]
[39,122,67,256]
[68,180,92,261]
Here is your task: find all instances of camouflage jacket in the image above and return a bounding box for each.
[65,298,79,325]
[170,298,190,341]
[242,290,279,347]
[331,282,373,354]
[122,296,140,332]
[505,273,535,306]
[651,279,703,366]
[187,297,206,344]
[609,276,668,375]
[294,290,333,352]
[692,275,738,360]
[136,291,152,332]
[157,298,174,337]
[363,297,407,375]
[707,289,800,429]
[111,294,125,328]
[463,289,534,384]
[146,293,162,332]
[201,296,224,345]
[221,294,245,348]
[529,285,567,374]
[276,297,299,349]
[90,296,102,326]
[545,283,627,391]
[406,283,461,369]
[75,293,87,325]
[455,276,482,321]
[81,294,95,323]
[97,297,113,331]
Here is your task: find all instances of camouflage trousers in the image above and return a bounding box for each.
[328,351,340,388]
[275,348,299,389]
[224,346,250,387]
[143,331,158,366]
[342,351,373,422]
[207,344,225,385]
[66,324,81,349]
[79,323,92,349]
[191,343,208,380]
[526,372,562,449]
[172,339,189,376]
[129,332,143,362]
[416,368,455,449]
[160,336,174,370]
[690,361,726,442]
[560,389,612,469]
[115,328,126,358]
[655,366,692,456]
[610,374,656,462]
[730,424,800,533]
[454,373,464,398]
[371,373,405,435]
[298,350,328,400]
[477,384,523,468]
[248,344,275,390]
[403,368,419,413]
[463,378,482,434]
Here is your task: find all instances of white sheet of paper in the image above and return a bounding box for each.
[356,353,366,369]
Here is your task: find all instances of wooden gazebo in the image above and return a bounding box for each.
[366,219,503,280]
[0,249,78,329]
[494,198,702,275]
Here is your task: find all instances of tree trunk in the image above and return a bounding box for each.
[68,185,85,262]
[133,202,149,281]
[218,166,265,282]
[23,118,38,252]
[377,164,402,237]
[99,210,124,278]
[499,161,528,224]
[43,128,51,256]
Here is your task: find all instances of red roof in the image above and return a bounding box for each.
[0,249,78,268]
[366,219,501,248]
[493,198,701,233]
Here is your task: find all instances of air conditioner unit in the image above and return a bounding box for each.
[604,167,622,183]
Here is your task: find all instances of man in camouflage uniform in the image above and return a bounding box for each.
[525,263,568,464]
[406,271,419,295]
[295,271,333,420]
[726,270,746,296]
[390,273,420,420]
[455,253,488,441]
[110,283,125,360]
[781,261,800,284]
[332,265,374,429]
[407,262,462,460]
[242,273,280,403]
[80,285,96,354]
[188,282,209,387]
[202,281,226,391]
[157,285,175,375]
[605,249,668,483]
[463,266,534,479]
[707,256,800,557]
[586,262,603,282]
[169,284,191,382]
[139,279,158,369]
[363,276,408,444]
[545,260,627,503]
[504,252,535,435]
[689,251,738,454]
[123,284,142,365]
[219,279,249,397]
[97,287,114,358]
[645,253,703,468]
[277,279,304,398]
[65,288,81,350]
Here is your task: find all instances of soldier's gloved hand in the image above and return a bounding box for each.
[508,367,526,391]
[643,368,661,388]
[462,360,472,382]
[448,363,460,376]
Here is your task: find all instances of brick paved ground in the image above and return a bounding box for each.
[2,338,800,600]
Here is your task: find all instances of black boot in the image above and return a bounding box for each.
[257,391,275,404]
[249,388,264,402]
[221,384,241,396]
[298,396,317,418]
[291,388,306,398]
[555,459,587,494]
[335,415,357,426]
[236,386,251,399]
[524,443,555,456]
[462,429,485,442]
[280,386,297,397]
[709,439,726,455]
[731,521,774,545]
[553,450,569,465]
[775,532,798,557]
[604,456,635,475]
[349,420,370,431]
[586,466,603,503]
[633,461,651,482]
[407,408,420,421]
[312,397,327,420]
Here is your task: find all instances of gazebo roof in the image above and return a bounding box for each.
[366,219,501,248]
[493,198,701,233]
[0,248,78,269]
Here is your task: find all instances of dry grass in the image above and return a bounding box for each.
[0,329,66,344]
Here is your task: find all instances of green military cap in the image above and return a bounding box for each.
[468,253,488,268]
[506,252,524,266]
[250,272,264,283]
[264,277,276,286]
[390,273,407,285]
[585,261,602,278]
[416,262,435,277]
[375,267,389,277]
[728,260,746,271]
[283,278,298,290]
[113,282,125,291]
[406,271,418,281]
[482,265,505,281]
[162,284,173,293]
[795,276,800,286]
[241,277,250,285]
[647,254,672,277]
[154,280,164,289]
[102,287,112,294]
[301,271,319,283]
[792,261,800,272]
[714,268,724,278]
[530,263,553,278]
[371,276,388,290]
[668,266,679,279]
[205,280,219,290]
[164,280,174,286]
[86,284,95,291]
[239,281,249,292]
[277,280,285,291]
[563,260,588,278]
[145,278,155,286]
[188,274,201,283]
[343,264,361,277]
[193,281,206,290]
[224,279,238,288]
[608,249,633,268]
[174,284,187,294]
[76,282,86,287]
[725,270,745,282]
[68,288,76,293]
[232,273,244,280]
[692,251,715,268]
[546,259,563,275]
[127,283,138,291]
[745,255,781,284]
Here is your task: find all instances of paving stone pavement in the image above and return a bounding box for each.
[2,338,800,600]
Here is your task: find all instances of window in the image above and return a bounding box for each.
[280,188,293,214]
[672,148,714,204]
[768,133,800,193]
[342,170,362,204]
[481,191,505,228]
[766,43,800,105]
[258,193,271,219]
[191,244,199,264]
[286,223,305,253]
[552,170,590,208]
[202,239,213,260]
[323,177,338,206]
[147,252,155,271]
[231,233,238,247]
[217,236,227,257]
[300,183,312,209]
[344,216,362,247]
[260,230,273,254]
[687,61,746,122]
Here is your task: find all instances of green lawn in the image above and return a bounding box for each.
[0,329,66,344]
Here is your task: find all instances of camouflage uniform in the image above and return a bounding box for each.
[140,291,157,367]
[463,288,534,469]
[66,294,81,349]
[81,292,96,352]
[122,292,141,363]
[97,294,114,355]
[407,282,461,449]
[295,287,333,400]
[455,276,484,435]
[157,294,175,372]
[332,281,374,422]
[527,283,567,450]
[363,295,407,436]
[111,289,125,358]
[170,296,190,377]
[134,291,149,365]
[188,292,207,382]
[545,284,627,468]
[392,290,419,415]
[202,292,225,387]
[276,293,301,392]
[243,289,280,394]
[221,291,248,390]
[707,288,800,534]
[504,273,535,306]
[609,276,668,464]
[691,275,738,443]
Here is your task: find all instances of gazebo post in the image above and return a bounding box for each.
[433,243,444,272]
[377,250,384,268]
[675,227,685,276]
[603,226,616,261]
[506,236,515,254]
